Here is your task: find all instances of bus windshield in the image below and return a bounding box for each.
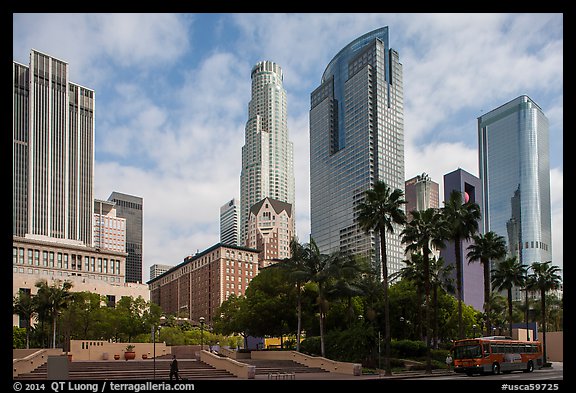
[453,344,482,359]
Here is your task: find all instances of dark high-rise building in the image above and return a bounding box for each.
[108,192,143,283]
[309,27,405,279]
[441,168,484,311]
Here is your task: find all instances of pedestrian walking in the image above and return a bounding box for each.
[445,354,453,372]
[170,355,180,380]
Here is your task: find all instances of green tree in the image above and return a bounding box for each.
[212,294,251,348]
[466,231,507,335]
[391,253,426,339]
[441,190,481,339]
[491,256,527,336]
[356,180,407,376]
[304,239,341,358]
[326,252,373,328]
[243,265,297,340]
[400,207,447,373]
[34,279,73,348]
[430,256,454,348]
[13,289,36,349]
[115,296,150,342]
[526,261,562,364]
[277,237,313,351]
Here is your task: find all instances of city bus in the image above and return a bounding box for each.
[451,336,543,376]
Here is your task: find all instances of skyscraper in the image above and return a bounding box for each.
[478,95,552,300]
[13,49,95,245]
[404,173,439,221]
[240,61,295,246]
[441,168,484,311]
[309,27,405,278]
[220,198,240,246]
[108,192,143,283]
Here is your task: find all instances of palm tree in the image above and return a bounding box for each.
[34,279,73,348]
[441,190,481,339]
[526,261,562,365]
[400,207,447,373]
[13,290,36,349]
[279,237,309,352]
[326,252,373,327]
[285,237,339,358]
[356,180,406,376]
[467,231,507,335]
[491,256,527,337]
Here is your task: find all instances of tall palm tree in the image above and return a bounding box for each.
[441,190,481,339]
[356,180,406,376]
[491,256,527,337]
[13,289,36,349]
[400,207,448,373]
[467,231,507,335]
[34,279,73,348]
[526,261,562,365]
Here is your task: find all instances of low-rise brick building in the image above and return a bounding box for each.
[147,243,260,326]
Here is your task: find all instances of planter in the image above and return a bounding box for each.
[67,354,72,362]
[114,354,120,360]
[124,351,136,361]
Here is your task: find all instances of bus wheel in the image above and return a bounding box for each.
[523,361,534,373]
[492,363,500,375]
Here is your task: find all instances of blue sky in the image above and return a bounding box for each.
[13,13,563,282]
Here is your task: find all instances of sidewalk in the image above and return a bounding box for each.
[252,368,455,380]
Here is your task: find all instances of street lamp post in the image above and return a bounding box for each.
[152,316,165,380]
[199,317,205,351]
[152,324,156,380]
[472,324,477,338]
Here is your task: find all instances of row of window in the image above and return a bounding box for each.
[13,266,122,283]
[13,247,121,275]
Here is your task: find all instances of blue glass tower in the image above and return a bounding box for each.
[310,27,405,278]
[478,95,552,300]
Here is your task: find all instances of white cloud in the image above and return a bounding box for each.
[15,13,563,283]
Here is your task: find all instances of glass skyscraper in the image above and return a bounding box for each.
[309,27,405,278]
[478,95,552,299]
[240,61,295,246]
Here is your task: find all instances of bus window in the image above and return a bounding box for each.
[483,343,490,357]
[454,344,482,359]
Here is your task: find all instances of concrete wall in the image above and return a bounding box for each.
[69,340,170,361]
[199,350,255,379]
[545,331,563,362]
[13,348,65,378]
[251,350,362,375]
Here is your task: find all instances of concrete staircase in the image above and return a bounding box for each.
[239,359,329,375]
[13,358,237,380]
